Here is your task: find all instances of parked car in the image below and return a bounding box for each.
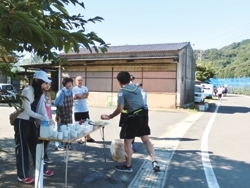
[201,84,214,99]
[194,85,206,103]
[0,83,16,102]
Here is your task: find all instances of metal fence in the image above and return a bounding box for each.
[210,77,250,87]
[209,77,250,95]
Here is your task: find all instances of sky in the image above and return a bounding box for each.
[65,0,250,50]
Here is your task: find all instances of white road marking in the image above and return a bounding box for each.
[201,101,221,188]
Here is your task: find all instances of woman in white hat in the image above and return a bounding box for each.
[14,70,54,184]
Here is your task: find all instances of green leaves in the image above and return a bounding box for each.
[0,0,108,64]
[10,21,22,32]
[196,64,216,83]
[195,40,250,78]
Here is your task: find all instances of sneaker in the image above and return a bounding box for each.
[115,164,133,173]
[68,145,73,150]
[55,146,64,151]
[44,169,54,177]
[17,177,34,184]
[44,158,53,164]
[152,161,160,172]
[64,144,73,150]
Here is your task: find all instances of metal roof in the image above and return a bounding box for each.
[64,42,190,55]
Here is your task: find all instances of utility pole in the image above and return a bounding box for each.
[198,50,204,61]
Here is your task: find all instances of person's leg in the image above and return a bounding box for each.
[131,138,136,152]
[124,138,134,167]
[83,112,95,141]
[44,141,53,163]
[115,117,136,172]
[141,135,160,172]
[55,123,63,150]
[14,119,31,179]
[115,138,134,172]
[76,111,94,142]
[74,112,85,144]
[44,141,49,159]
[27,122,39,169]
[140,135,156,161]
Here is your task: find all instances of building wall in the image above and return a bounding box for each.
[62,62,177,108]
[87,92,176,109]
[176,44,195,107]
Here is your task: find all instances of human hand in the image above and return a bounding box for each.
[100,114,111,120]
[50,118,55,125]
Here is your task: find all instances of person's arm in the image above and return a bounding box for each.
[79,92,89,99]
[101,90,124,120]
[37,95,49,120]
[101,104,123,120]
[54,90,63,106]
[22,88,43,119]
[75,87,89,99]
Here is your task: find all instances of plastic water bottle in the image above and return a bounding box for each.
[40,120,50,138]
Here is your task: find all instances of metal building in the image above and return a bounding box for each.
[59,42,196,108]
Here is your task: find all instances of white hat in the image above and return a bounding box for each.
[33,70,51,83]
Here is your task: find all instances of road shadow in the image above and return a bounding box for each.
[166,149,250,188]
[149,137,199,142]
[0,138,149,188]
[206,102,250,114]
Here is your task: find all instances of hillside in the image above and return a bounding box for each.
[194,39,250,78]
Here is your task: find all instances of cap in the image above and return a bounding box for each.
[33,70,51,83]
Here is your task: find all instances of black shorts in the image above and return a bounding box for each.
[218,94,222,98]
[74,112,90,121]
[119,110,150,139]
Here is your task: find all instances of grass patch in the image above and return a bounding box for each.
[182,105,198,113]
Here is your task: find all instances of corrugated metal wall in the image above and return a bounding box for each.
[63,64,177,94]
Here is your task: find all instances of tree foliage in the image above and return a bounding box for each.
[195,64,216,83]
[194,39,250,78]
[0,0,108,65]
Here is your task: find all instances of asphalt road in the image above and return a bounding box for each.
[166,94,250,188]
[0,105,190,188]
[1,94,249,188]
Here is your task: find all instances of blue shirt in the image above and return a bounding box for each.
[140,88,148,110]
[54,87,72,107]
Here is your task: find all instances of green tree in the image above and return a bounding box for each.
[0,0,108,100]
[195,64,216,83]
[0,0,108,69]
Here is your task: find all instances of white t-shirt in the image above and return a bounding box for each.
[217,88,223,94]
[72,86,89,112]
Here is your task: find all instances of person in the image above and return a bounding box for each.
[43,82,54,164]
[217,86,223,101]
[130,74,135,83]
[101,71,160,173]
[130,74,136,152]
[72,76,95,143]
[213,86,218,96]
[14,70,54,184]
[54,77,74,151]
[136,83,148,109]
[224,86,228,96]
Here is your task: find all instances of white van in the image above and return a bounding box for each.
[201,84,213,99]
